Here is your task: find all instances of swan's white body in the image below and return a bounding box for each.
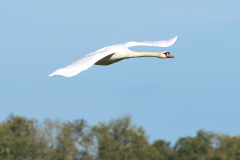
[49,36,177,77]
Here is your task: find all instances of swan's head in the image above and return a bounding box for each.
[159,51,174,59]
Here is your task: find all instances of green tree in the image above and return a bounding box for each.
[0,115,87,160]
[174,130,214,160]
[1,115,240,160]
[93,116,152,160]
[54,119,86,160]
[0,116,40,160]
[151,139,174,160]
[212,134,240,160]
[79,128,96,160]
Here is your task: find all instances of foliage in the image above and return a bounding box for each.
[0,115,240,160]
[92,116,151,160]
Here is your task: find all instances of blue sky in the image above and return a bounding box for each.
[1,0,240,144]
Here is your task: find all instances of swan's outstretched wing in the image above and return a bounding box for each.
[49,36,178,77]
[125,36,177,48]
[49,46,117,77]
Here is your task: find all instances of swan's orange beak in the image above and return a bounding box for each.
[167,53,174,58]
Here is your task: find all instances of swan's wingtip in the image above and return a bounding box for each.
[171,36,178,44]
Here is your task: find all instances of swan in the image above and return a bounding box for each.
[49,36,177,77]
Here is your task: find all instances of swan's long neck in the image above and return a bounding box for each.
[130,51,161,58]
[94,51,166,66]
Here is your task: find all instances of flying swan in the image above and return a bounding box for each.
[49,36,177,77]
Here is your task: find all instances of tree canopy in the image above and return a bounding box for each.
[0,115,239,160]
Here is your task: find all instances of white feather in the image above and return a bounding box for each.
[49,36,177,77]
[125,36,177,47]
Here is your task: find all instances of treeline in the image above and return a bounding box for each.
[0,115,240,160]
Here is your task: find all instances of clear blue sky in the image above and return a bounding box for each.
[1,0,240,144]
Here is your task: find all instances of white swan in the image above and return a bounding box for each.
[49,36,177,77]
